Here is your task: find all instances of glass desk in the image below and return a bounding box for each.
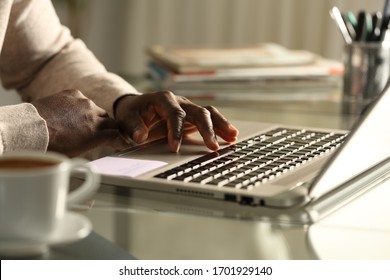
[75,87,390,260]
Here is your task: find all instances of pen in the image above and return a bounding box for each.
[330,6,353,44]
[346,11,358,28]
[343,14,357,40]
[355,11,372,42]
[380,14,390,40]
[370,12,383,41]
[383,0,390,16]
[381,15,390,41]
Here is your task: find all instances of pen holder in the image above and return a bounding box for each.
[342,42,390,116]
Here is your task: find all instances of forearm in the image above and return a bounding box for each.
[0,0,139,118]
[18,39,139,117]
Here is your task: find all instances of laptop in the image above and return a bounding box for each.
[87,85,390,224]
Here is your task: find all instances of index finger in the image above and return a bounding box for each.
[204,105,239,143]
[153,91,187,152]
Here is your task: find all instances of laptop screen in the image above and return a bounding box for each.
[309,85,390,200]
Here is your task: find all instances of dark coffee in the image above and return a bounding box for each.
[0,159,58,169]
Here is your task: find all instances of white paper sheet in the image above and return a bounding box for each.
[88,156,167,177]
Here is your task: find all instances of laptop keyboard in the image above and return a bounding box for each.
[155,127,347,190]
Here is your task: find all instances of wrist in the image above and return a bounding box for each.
[113,93,138,119]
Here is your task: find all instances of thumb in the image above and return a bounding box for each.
[118,113,149,144]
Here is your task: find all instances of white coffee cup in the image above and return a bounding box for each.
[0,151,100,244]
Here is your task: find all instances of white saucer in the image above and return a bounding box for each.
[0,212,91,258]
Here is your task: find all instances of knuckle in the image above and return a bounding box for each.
[170,107,186,119]
[199,106,212,117]
[157,90,176,100]
[178,95,191,103]
[204,105,218,113]
[79,97,95,110]
[64,88,83,97]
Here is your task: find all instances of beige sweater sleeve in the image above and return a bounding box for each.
[0,103,49,153]
[0,0,139,154]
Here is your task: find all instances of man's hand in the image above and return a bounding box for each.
[33,89,126,157]
[114,91,239,152]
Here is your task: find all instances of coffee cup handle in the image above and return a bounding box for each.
[66,159,100,207]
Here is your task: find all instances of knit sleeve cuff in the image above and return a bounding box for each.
[0,103,49,154]
[112,93,140,119]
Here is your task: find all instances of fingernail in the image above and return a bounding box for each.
[229,124,238,132]
[133,130,147,143]
[172,139,182,153]
[213,138,220,150]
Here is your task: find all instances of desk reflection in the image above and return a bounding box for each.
[81,180,390,260]
[82,186,319,260]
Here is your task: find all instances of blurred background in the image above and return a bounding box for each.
[0,0,384,104]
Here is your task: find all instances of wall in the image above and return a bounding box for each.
[67,0,384,76]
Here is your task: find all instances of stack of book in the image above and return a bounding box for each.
[146,43,344,101]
